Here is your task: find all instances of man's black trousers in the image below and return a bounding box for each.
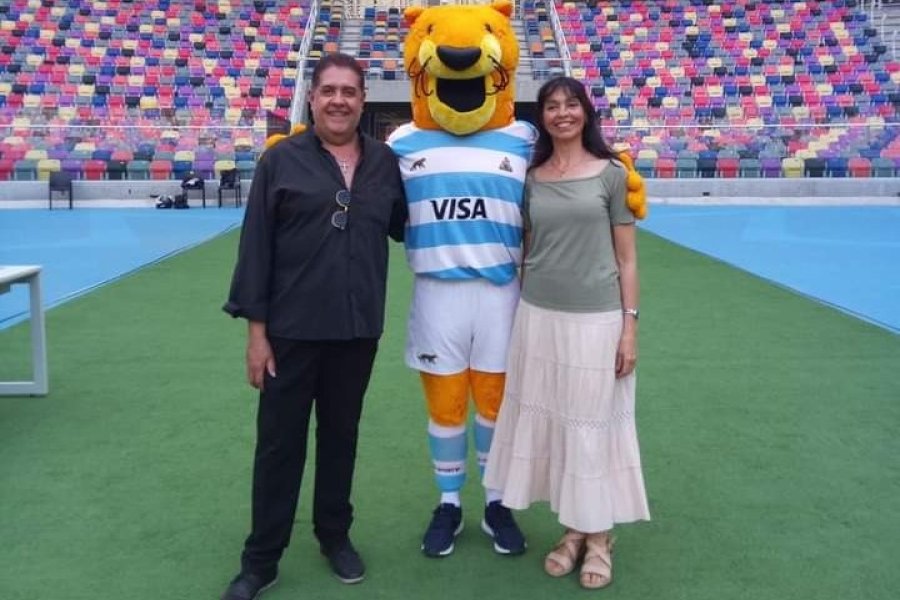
[240,337,378,576]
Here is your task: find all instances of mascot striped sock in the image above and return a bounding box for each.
[474,414,495,480]
[428,420,467,497]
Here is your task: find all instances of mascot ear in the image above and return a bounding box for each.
[491,0,514,17]
[617,152,649,220]
[404,5,425,26]
[263,123,307,152]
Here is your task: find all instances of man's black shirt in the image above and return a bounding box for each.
[224,130,407,340]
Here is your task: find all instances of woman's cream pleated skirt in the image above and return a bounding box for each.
[483,300,651,533]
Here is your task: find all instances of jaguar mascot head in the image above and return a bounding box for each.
[401,0,646,217]
[403,0,518,136]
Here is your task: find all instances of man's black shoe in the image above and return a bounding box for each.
[481,500,527,555]
[421,503,463,557]
[220,571,278,600]
[321,540,366,584]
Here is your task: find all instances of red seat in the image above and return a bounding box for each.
[717,158,740,178]
[149,159,172,180]
[656,158,676,178]
[84,159,107,180]
[848,157,872,177]
[0,158,14,180]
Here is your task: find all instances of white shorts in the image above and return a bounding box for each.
[406,276,520,375]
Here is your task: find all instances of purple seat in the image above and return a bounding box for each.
[62,159,84,179]
[193,159,215,179]
[760,157,782,178]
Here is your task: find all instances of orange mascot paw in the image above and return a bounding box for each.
[263,123,307,151]
[616,152,648,220]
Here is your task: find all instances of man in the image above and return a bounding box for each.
[220,53,406,600]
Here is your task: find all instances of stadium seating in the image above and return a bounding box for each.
[556,0,899,176]
[0,0,897,179]
[0,0,303,178]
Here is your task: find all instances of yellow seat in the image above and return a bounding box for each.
[782,157,804,178]
[225,108,242,124]
[37,158,61,181]
[26,149,49,161]
[791,106,810,120]
[215,160,237,179]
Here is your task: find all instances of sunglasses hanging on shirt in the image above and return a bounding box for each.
[331,189,352,230]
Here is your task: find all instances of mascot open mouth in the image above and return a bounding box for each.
[435,77,486,113]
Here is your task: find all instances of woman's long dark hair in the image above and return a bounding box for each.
[530,76,617,170]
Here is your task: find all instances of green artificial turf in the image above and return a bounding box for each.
[1,230,898,600]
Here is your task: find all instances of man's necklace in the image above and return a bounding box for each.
[331,151,358,177]
[337,157,354,176]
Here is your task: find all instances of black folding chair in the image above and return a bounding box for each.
[48,171,74,210]
[181,171,207,207]
[217,168,242,208]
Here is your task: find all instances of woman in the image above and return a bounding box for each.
[483,76,650,589]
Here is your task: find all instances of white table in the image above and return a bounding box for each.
[0,266,48,396]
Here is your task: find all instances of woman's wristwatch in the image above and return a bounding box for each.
[623,308,640,320]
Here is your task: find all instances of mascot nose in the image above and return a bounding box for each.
[436,46,482,71]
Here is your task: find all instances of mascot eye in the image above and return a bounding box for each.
[427,24,434,34]
[485,23,493,33]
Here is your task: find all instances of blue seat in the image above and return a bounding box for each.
[826,157,848,177]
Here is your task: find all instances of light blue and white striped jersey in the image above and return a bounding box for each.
[387,121,537,285]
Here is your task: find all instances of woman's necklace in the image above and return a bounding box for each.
[548,156,581,178]
[549,159,573,177]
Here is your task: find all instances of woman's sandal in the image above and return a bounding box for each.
[580,532,614,589]
[544,530,586,577]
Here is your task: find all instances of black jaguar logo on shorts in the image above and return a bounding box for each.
[417,353,438,364]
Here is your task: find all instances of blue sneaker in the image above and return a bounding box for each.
[421,503,463,557]
[481,500,526,555]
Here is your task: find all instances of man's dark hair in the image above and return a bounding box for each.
[310,52,365,91]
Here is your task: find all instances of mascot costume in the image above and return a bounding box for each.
[263,0,647,561]
[387,0,646,559]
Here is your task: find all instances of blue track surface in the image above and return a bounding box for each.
[639,205,900,333]
[1,209,244,329]
[2,205,897,334]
